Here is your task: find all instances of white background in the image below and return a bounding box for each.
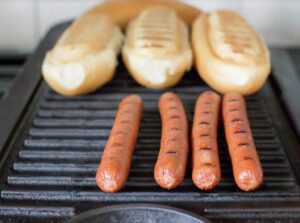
[0,0,300,54]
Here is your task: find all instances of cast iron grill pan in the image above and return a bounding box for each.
[0,23,299,223]
[65,204,211,223]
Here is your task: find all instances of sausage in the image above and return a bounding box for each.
[96,95,143,192]
[222,93,263,191]
[191,91,221,190]
[154,92,189,189]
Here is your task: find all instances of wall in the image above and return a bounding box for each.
[0,0,300,54]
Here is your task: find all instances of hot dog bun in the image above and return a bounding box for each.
[42,13,123,96]
[122,6,193,89]
[192,10,271,95]
[86,0,201,29]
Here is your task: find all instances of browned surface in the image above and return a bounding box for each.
[96,95,143,192]
[86,0,202,29]
[223,93,263,191]
[154,92,189,189]
[191,91,221,190]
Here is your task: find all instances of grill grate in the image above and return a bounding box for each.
[0,23,299,222]
[0,70,300,222]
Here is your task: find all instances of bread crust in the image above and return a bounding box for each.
[192,10,271,95]
[43,1,200,95]
[85,0,202,29]
[122,6,193,89]
[42,13,123,96]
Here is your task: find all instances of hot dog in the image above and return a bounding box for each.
[154,92,189,189]
[191,91,221,190]
[96,95,143,192]
[223,93,263,191]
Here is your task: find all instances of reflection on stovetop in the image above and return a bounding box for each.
[0,54,26,100]
[288,49,300,79]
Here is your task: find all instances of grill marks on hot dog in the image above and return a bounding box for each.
[223,93,263,191]
[154,92,189,189]
[96,95,143,192]
[192,91,221,190]
[95,92,262,192]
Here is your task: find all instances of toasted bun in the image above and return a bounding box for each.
[42,13,123,96]
[86,0,202,29]
[192,10,271,95]
[122,6,193,89]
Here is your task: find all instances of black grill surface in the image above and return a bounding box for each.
[0,23,300,223]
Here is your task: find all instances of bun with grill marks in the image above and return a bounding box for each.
[192,10,271,95]
[122,6,193,89]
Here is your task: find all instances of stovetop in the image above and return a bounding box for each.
[0,55,25,100]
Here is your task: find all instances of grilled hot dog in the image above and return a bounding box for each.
[223,93,263,191]
[154,92,189,189]
[96,95,143,192]
[192,91,221,190]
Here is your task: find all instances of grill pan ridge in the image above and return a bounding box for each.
[0,23,299,222]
